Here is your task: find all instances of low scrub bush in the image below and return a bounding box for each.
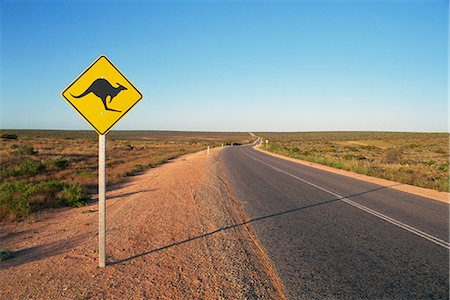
[1,160,45,178]
[26,181,63,211]
[0,182,31,221]
[0,133,18,140]
[77,169,95,176]
[0,250,14,261]
[11,144,37,155]
[434,147,446,154]
[59,184,89,207]
[18,160,45,175]
[134,164,146,171]
[381,148,402,164]
[52,158,70,169]
[0,181,89,221]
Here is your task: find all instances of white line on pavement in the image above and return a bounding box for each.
[244,150,450,250]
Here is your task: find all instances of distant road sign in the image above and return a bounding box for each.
[62,55,143,135]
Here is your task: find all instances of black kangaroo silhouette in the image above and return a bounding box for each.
[71,78,127,113]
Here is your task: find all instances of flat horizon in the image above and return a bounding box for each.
[1,128,448,134]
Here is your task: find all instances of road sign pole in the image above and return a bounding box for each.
[62,55,143,268]
[98,134,106,268]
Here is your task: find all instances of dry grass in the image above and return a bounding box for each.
[258,132,449,192]
[0,130,251,221]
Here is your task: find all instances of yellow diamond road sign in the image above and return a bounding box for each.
[62,55,143,135]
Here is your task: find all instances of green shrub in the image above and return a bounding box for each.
[17,160,45,175]
[26,181,64,211]
[438,164,448,172]
[52,158,70,169]
[426,160,436,166]
[0,167,16,178]
[0,133,18,140]
[0,250,14,262]
[11,144,37,155]
[59,183,89,207]
[77,169,94,176]
[325,147,336,153]
[134,164,146,171]
[0,160,45,179]
[0,181,89,221]
[0,182,31,221]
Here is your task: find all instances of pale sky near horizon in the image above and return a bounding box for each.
[1,0,448,132]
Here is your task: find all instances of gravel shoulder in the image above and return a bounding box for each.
[0,147,284,299]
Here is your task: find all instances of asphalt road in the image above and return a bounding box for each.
[221,144,449,299]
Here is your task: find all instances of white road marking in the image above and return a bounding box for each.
[243,150,450,250]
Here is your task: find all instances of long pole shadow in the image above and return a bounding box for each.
[110,184,400,265]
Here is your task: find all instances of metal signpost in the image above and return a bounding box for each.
[98,134,106,267]
[61,55,143,267]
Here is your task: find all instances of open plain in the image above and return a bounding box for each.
[0,130,251,221]
[258,132,449,192]
[1,131,449,299]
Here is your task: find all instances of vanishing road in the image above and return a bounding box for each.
[221,144,449,299]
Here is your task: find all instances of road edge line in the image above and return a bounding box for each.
[245,151,450,250]
[253,144,449,204]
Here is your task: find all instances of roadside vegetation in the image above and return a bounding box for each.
[0,130,251,222]
[258,132,449,192]
[0,249,14,262]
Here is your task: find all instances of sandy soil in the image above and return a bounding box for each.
[0,148,285,299]
[255,145,449,204]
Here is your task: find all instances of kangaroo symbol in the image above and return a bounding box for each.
[71,78,127,113]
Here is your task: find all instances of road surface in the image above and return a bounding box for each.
[221,144,449,299]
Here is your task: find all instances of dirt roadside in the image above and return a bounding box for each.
[254,145,449,204]
[0,147,285,299]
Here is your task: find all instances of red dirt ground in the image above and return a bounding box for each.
[0,148,285,299]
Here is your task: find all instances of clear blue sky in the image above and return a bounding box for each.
[1,0,448,132]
